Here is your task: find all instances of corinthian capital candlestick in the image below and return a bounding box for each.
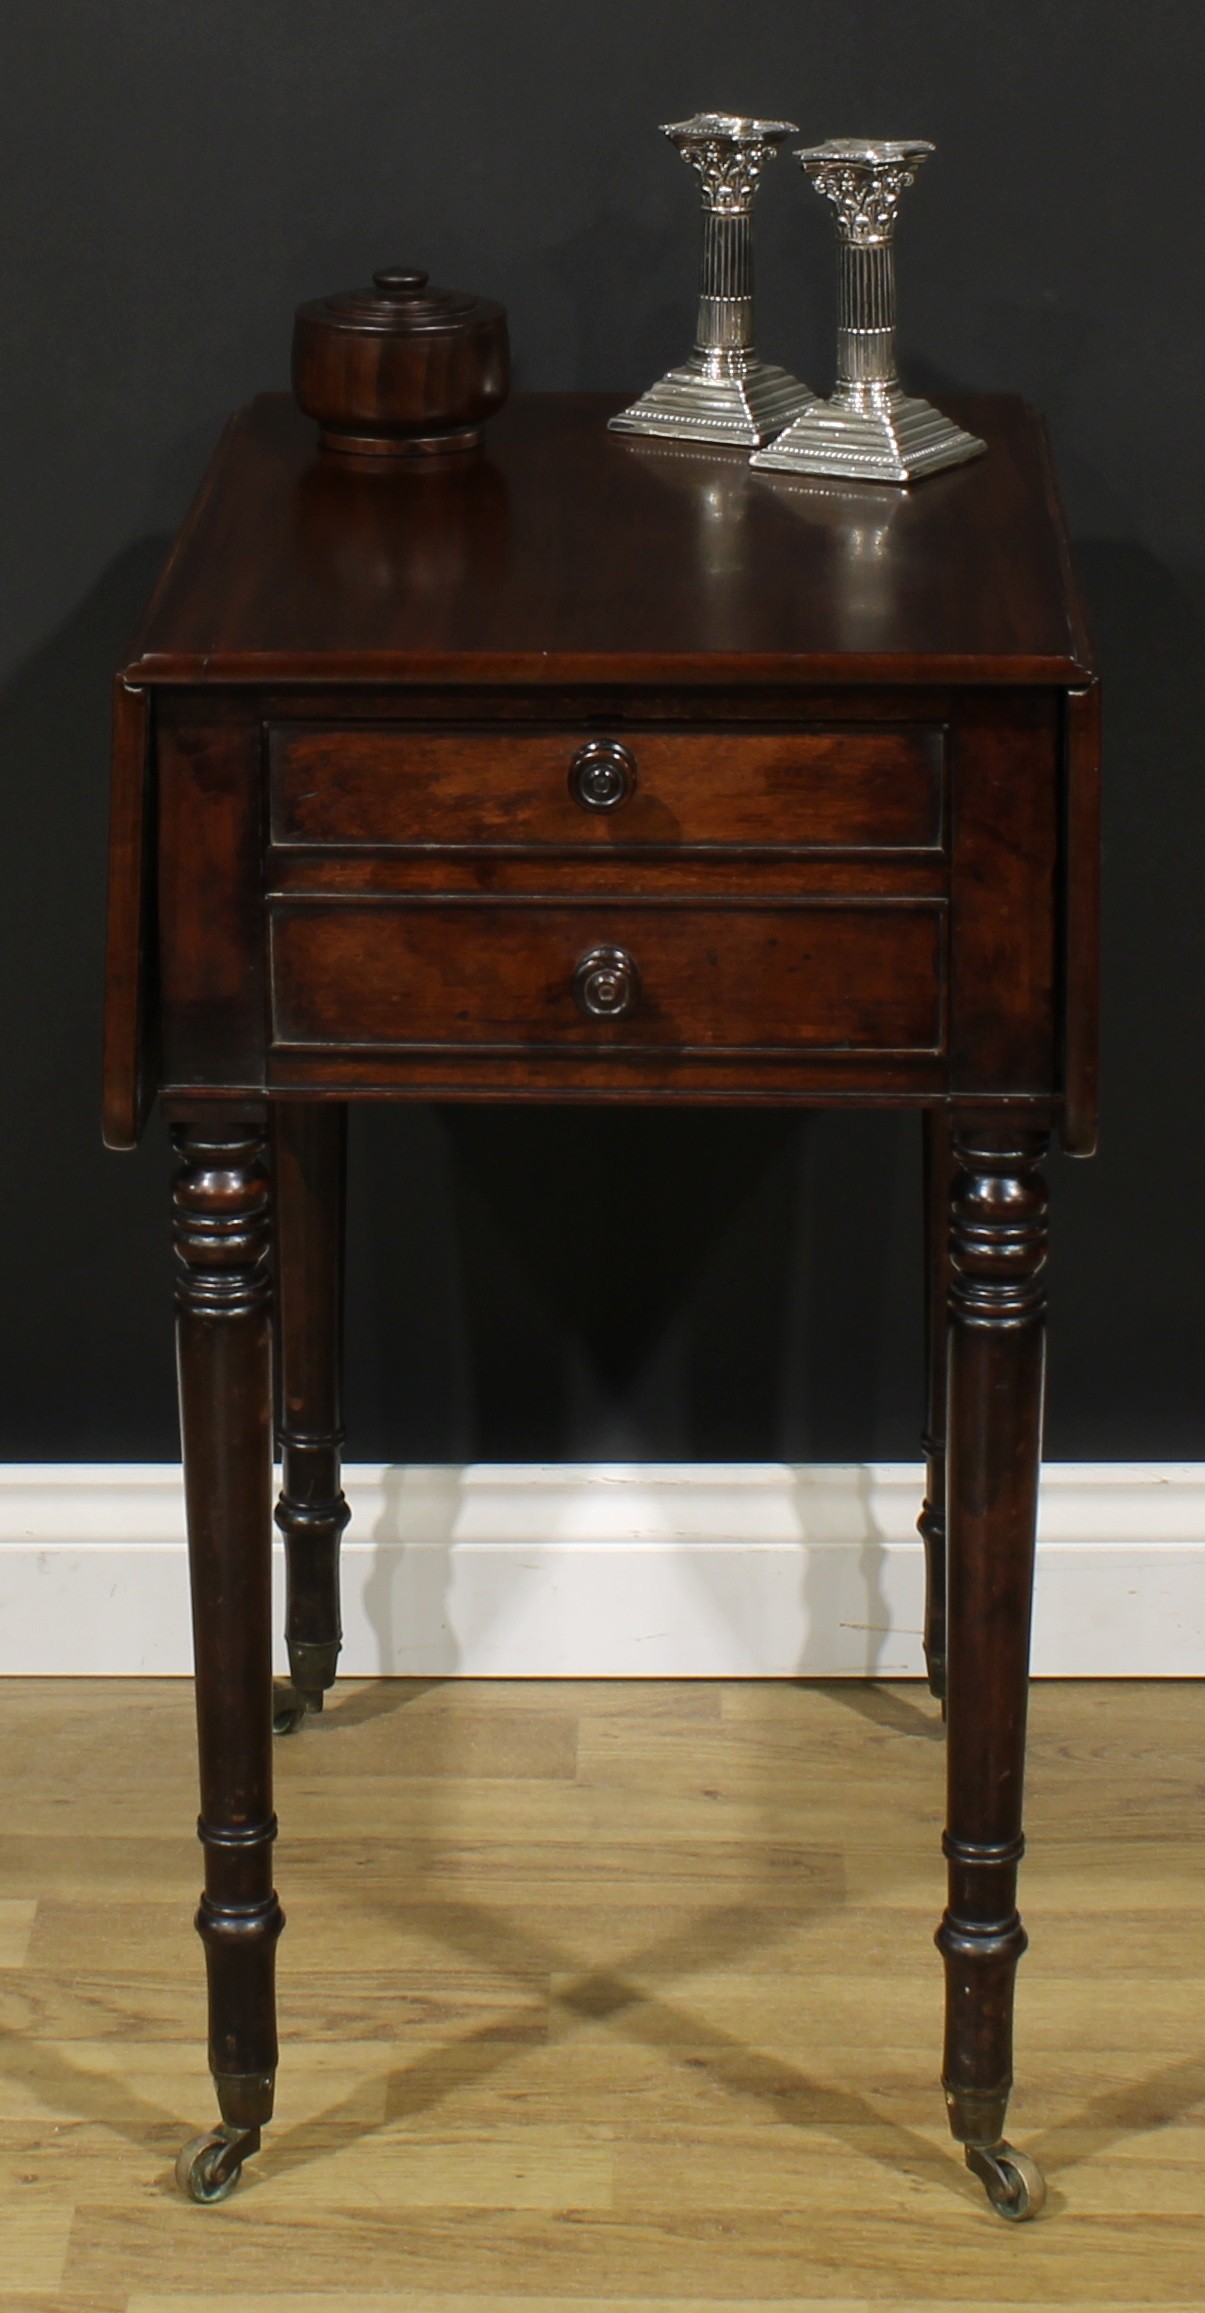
[610,114,818,448]
[751,139,985,483]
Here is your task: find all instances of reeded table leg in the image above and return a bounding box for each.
[173,1121,283,2202]
[273,1102,349,1729]
[918,1110,953,1707]
[936,1123,1049,2221]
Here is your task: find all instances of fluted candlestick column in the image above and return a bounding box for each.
[696,205,753,353]
[610,113,818,448]
[752,138,986,483]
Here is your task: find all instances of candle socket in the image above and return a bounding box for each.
[610,114,818,449]
[751,139,985,483]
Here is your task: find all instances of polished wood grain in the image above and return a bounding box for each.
[268,898,946,1057]
[122,395,1094,689]
[938,1128,1049,2149]
[269,722,946,853]
[291,268,509,463]
[156,722,265,1093]
[1,1675,1202,2308]
[114,676,1067,1120]
[101,394,1096,1144]
[173,1125,282,2129]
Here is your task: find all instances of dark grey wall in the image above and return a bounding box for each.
[3,2,1203,1462]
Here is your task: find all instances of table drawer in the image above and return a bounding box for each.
[268,724,944,853]
[270,899,945,1055]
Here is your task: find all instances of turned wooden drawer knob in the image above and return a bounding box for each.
[574,945,641,1020]
[569,739,637,812]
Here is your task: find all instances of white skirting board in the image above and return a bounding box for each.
[0,1462,1202,1678]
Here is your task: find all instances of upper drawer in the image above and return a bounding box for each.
[268,724,945,853]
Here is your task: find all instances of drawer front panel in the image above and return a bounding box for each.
[270,900,945,1055]
[269,725,944,853]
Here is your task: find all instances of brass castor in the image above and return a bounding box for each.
[175,2121,261,2204]
[272,1680,309,1736]
[965,2140,1046,2221]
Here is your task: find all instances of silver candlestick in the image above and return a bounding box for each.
[610,114,818,448]
[751,138,985,483]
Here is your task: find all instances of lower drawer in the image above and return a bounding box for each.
[269,899,945,1055]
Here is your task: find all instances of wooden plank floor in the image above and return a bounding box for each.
[0,1675,1202,2309]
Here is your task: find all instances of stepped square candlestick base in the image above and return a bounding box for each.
[610,113,818,449]
[752,138,985,484]
[611,350,816,449]
[753,385,986,482]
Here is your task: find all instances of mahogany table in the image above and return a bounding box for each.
[103,391,1099,2216]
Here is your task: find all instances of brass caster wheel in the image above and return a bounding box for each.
[272,1680,308,1736]
[175,2121,259,2204]
[965,2140,1046,2222]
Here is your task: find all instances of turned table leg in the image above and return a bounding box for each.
[935,1123,1049,2221]
[918,1110,953,1706]
[172,1121,283,2202]
[273,1102,349,1727]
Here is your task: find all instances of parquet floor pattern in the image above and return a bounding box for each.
[0,1674,1202,2309]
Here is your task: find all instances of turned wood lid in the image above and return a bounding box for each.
[292,263,510,461]
[298,265,504,338]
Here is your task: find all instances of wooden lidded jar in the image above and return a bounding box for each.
[292,265,509,461]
